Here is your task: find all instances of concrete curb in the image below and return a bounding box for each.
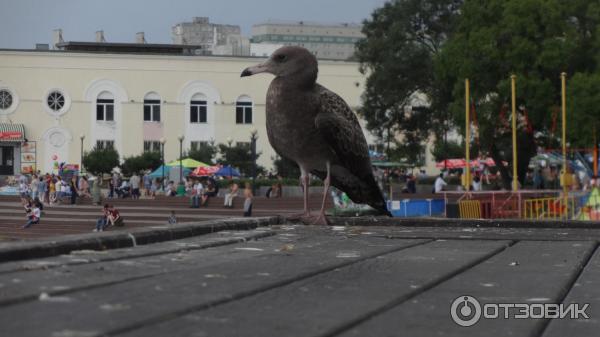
[0,216,283,262]
[327,216,600,228]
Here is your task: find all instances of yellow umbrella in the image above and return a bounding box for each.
[166,158,209,168]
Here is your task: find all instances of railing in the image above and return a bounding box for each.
[523,197,576,220]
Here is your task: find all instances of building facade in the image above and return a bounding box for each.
[251,21,364,60]
[0,48,387,176]
[172,17,249,56]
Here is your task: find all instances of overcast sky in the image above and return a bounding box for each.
[0,0,389,49]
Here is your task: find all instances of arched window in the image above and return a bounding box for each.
[143,92,161,122]
[96,91,114,121]
[190,93,207,124]
[236,96,252,124]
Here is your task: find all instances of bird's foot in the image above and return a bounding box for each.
[287,212,311,221]
[306,213,330,226]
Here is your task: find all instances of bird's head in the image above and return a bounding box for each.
[241,46,318,83]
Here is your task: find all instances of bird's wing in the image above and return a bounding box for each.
[314,86,370,175]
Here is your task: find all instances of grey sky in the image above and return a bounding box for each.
[0,0,389,49]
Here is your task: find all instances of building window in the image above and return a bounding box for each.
[96,92,114,121]
[143,99,161,122]
[47,91,65,112]
[190,141,209,151]
[143,140,161,152]
[190,100,207,123]
[96,140,114,150]
[236,98,253,124]
[236,141,250,149]
[0,90,13,110]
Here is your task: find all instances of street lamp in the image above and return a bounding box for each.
[79,134,85,175]
[177,135,185,196]
[160,137,166,191]
[250,129,258,195]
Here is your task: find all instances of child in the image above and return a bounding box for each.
[168,210,177,225]
[23,204,41,229]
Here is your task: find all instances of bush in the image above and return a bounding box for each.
[82,146,119,176]
[121,151,161,176]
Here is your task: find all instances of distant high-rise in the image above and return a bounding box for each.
[251,21,364,60]
[172,17,249,56]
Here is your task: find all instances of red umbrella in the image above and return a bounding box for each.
[436,158,505,169]
[191,165,220,176]
[435,159,467,169]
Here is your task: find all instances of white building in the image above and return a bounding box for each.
[172,17,249,56]
[251,21,364,60]
[0,44,390,176]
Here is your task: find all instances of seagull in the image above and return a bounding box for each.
[241,46,392,224]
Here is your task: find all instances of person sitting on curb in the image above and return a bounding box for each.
[223,182,239,208]
[168,210,177,225]
[23,204,41,229]
[201,179,217,206]
[94,204,111,232]
[107,205,124,227]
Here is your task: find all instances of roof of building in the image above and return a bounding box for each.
[55,41,206,55]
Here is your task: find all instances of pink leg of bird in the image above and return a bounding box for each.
[301,169,311,217]
[312,162,331,225]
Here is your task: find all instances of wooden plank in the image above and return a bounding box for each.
[0,228,275,274]
[336,240,595,337]
[367,226,600,242]
[0,232,428,337]
[0,229,276,306]
[542,246,600,337]
[116,239,511,337]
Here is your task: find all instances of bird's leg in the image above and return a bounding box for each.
[301,167,311,217]
[311,162,331,226]
[288,168,311,221]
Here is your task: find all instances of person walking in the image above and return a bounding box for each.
[69,178,78,205]
[130,172,141,200]
[243,182,253,217]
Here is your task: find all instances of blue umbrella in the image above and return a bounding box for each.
[148,165,191,178]
[215,165,241,177]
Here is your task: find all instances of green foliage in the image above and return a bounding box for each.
[433,0,600,187]
[360,0,600,188]
[272,155,300,178]
[184,141,217,164]
[121,151,161,176]
[356,0,463,160]
[82,146,120,176]
[217,143,265,176]
[567,73,600,148]
[431,139,465,162]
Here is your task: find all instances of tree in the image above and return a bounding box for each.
[121,151,161,176]
[82,146,119,176]
[356,0,463,161]
[434,0,600,187]
[217,143,264,176]
[184,141,217,164]
[273,155,300,178]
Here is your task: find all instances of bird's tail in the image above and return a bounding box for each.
[367,192,393,217]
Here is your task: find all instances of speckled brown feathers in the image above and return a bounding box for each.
[241,46,391,216]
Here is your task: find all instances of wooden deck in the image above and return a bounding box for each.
[0,220,598,336]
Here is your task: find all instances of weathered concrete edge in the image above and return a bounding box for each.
[0,216,283,263]
[326,216,600,229]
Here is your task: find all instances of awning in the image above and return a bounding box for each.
[0,124,25,142]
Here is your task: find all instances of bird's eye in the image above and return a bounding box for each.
[275,54,287,62]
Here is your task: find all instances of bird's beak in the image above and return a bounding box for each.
[241,62,269,77]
